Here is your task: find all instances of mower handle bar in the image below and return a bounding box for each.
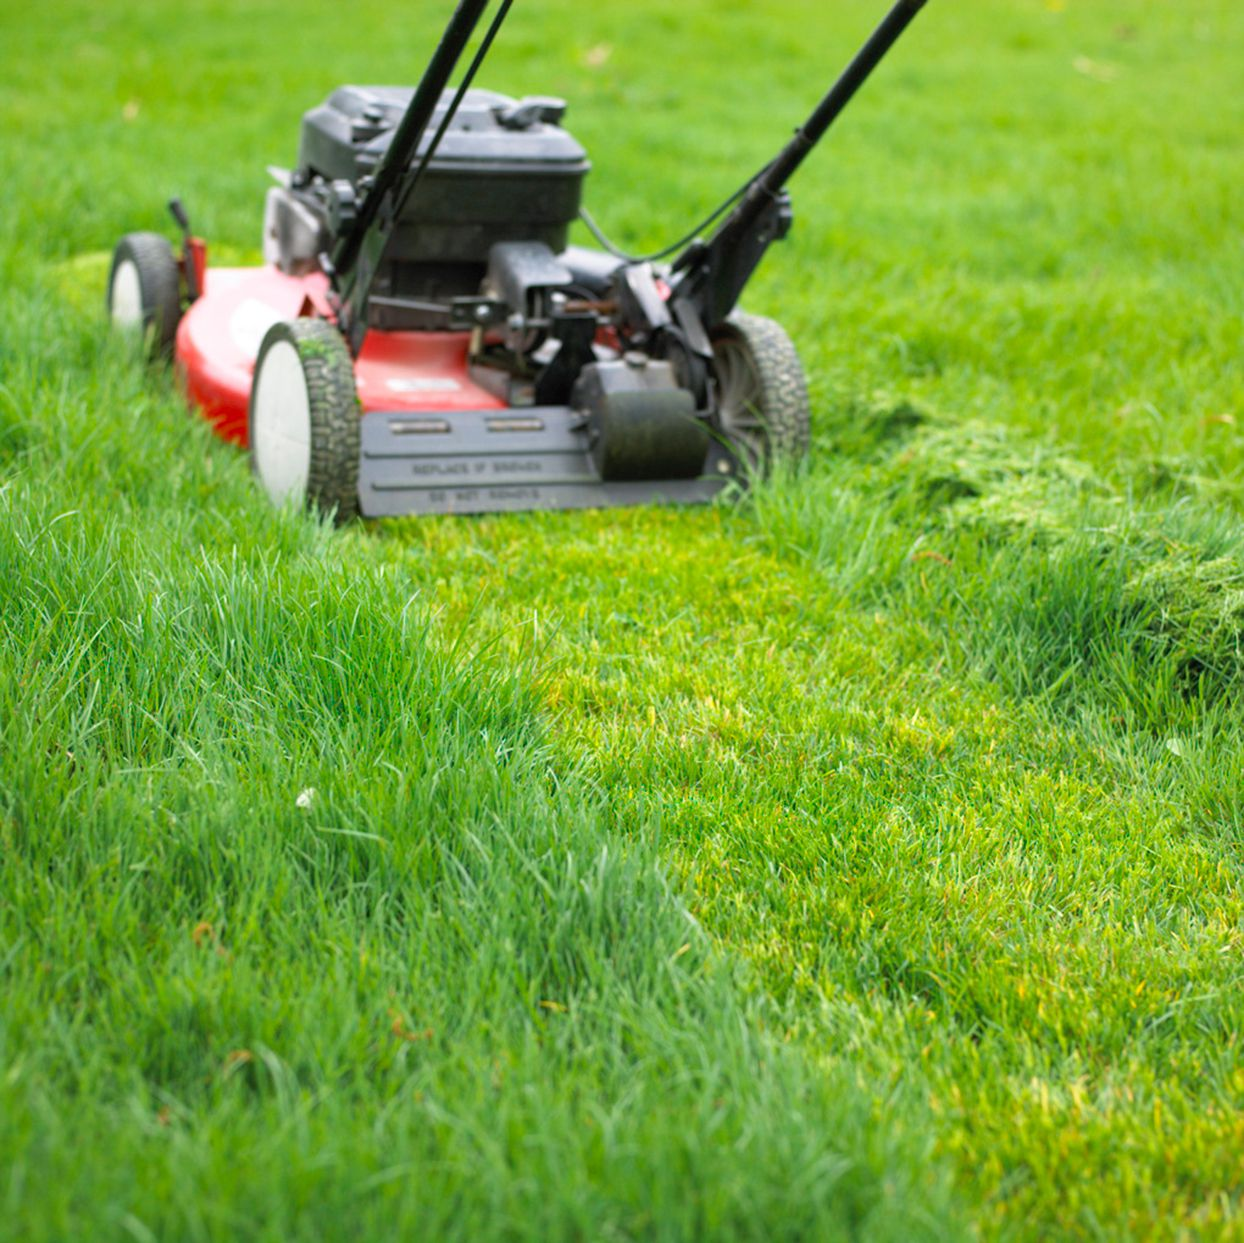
[331,0,492,284]
[330,0,928,342]
[709,0,927,257]
[670,0,928,326]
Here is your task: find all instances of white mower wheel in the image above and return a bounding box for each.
[248,319,360,524]
[709,312,812,471]
[106,232,182,360]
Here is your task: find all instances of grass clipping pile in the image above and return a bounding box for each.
[784,396,1244,727]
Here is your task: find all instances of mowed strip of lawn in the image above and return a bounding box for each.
[2,0,1244,1239]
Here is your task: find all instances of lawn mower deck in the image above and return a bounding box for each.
[107,0,929,522]
[174,262,736,517]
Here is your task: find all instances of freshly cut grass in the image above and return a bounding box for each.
[751,395,1244,729]
[377,482,1244,1238]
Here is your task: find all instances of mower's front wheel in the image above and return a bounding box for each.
[249,319,360,524]
[106,232,182,360]
[710,312,811,471]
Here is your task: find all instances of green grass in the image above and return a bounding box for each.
[2,0,1244,1238]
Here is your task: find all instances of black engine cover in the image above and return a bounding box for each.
[299,86,590,265]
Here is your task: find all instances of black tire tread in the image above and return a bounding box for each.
[250,319,360,524]
[107,232,182,360]
[711,312,812,467]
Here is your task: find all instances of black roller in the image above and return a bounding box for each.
[574,360,709,482]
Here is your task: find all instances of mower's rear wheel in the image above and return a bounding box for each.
[249,319,360,524]
[710,312,811,470]
[106,232,182,360]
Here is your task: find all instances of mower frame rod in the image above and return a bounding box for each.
[712,0,928,254]
[673,0,929,327]
[330,0,493,340]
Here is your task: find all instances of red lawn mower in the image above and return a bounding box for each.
[107,0,927,520]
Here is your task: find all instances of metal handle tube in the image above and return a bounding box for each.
[388,0,515,247]
[331,0,492,277]
[709,0,928,254]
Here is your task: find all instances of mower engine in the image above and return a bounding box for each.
[268,86,590,331]
[258,83,735,516]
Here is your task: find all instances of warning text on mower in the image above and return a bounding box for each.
[406,458,546,478]
[426,487,543,507]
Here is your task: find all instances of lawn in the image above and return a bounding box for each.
[2,0,1243,1238]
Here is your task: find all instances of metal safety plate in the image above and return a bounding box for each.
[357,406,736,517]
